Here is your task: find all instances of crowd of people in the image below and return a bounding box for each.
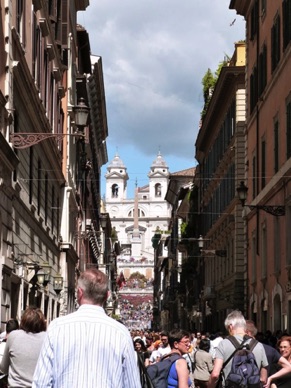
[130,313,291,388]
[119,295,153,330]
[1,269,291,387]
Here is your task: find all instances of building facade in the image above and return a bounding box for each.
[104,152,172,328]
[230,0,291,332]
[0,0,110,329]
[195,43,247,331]
[153,167,196,331]
[105,151,171,272]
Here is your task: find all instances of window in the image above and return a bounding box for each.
[283,0,291,50]
[29,147,34,204]
[13,114,19,182]
[274,120,279,173]
[251,232,257,283]
[261,139,266,189]
[274,217,281,274]
[258,44,267,95]
[250,65,258,113]
[32,22,41,88]
[128,209,145,217]
[37,159,41,215]
[261,0,267,17]
[261,223,267,280]
[55,0,62,43]
[45,173,48,224]
[56,197,60,240]
[252,155,257,199]
[51,186,55,234]
[48,0,57,19]
[250,0,259,40]
[16,0,25,46]
[112,184,118,198]
[203,99,236,190]
[44,53,49,109]
[155,183,162,197]
[273,295,282,331]
[287,101,291,159]
[271,14,281,72]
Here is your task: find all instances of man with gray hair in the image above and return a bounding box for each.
[246,320,291,387]
[207,310,268,388]
[33,268,141,388]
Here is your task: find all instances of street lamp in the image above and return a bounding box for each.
[198,235,204,250]
[236,181,285,216]
[190,236,227,257]
[9,98,90,149]
[53,274,64,294]
[36,261,51,286]
[188,235,207,250]
[73,98,90,127]
[99,213,107,230]
[99,213,109,229]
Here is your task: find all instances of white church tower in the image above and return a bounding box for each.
[148,151,169,202]
[105,153,129,201]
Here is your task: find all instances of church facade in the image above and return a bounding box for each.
[105,152,172,282]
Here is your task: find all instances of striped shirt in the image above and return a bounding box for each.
[32,305,141,388]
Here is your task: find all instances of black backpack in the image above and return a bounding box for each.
[147,353,182,388]
[137,353,154,388]
[224,336,261,388]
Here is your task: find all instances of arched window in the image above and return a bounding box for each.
[128,209,145,217]
[112,184,118,198]
[273,294,281,331]
[155,183,161,197]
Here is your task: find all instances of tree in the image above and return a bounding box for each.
[200,57,230,121]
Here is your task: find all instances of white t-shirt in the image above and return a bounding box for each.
[210,336,223,358]
[157,345,171,357]
[149,349,161,363]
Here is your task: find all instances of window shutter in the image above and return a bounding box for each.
[61,0,68,47]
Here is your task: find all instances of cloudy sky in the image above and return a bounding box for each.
[78,0,245,198]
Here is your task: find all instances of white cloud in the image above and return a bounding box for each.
[78,0,245,194]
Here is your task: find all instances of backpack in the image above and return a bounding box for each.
[224,336,261,388]
[137,352,154,388]
[147,353,182,388]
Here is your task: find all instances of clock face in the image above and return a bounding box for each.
[110,206,119,214]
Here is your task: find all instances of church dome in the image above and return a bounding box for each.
[151,151,168,168]
[108,153,126,169]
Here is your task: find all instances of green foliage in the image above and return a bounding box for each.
[129,271,147,280]
[180,222,187,238]
[127,272,148,288]
[202,68,215,103]
[200,57,230,121]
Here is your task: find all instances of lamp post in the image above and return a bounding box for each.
[186,235,205,247]
[73,98,90,128]
[36,262,51,286]
[236,181,285,216]
[53,274,64,295]
[99,213,110,266]
[9,98,90,149]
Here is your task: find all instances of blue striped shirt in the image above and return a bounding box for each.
[32,305,141,388]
